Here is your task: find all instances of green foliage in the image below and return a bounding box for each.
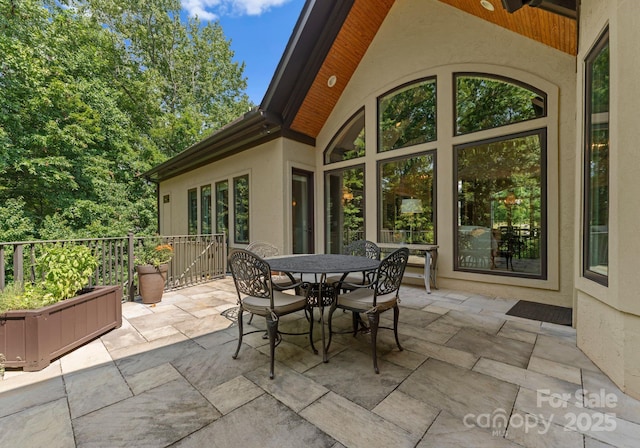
[233,176,250,243]
[0,283,30,314]
[0,198,34,243]
[135,239,174,267]
[31,244,100,303]
[380,155,435,244]
[0,245,99,312]
[0,0,252,240]
[379,80,437,152]
[456,76,543,135]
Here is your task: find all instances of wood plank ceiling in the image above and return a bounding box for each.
[289,0,577,140]
[438,0,577,55]
[290,0,395,139]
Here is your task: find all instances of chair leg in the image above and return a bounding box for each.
[319,305,328,363]
[352,311,359,336]
[393,304,403,351]
[266,313,279,379]
[326,303,337,352]
[352,312,370,334]
[308,306,318,355]
[367,312,380,374]
[248,312,254,324]
[232,307,244,359]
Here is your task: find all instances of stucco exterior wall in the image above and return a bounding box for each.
[316,0,577,306]
[576,0,640,400]
[159,139,290,252]
[282,138,316,253]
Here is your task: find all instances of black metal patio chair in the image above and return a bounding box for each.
[327,247,409,374]
[228,249,307,379]
[327,240,381,293]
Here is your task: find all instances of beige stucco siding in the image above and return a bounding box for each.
[316,0,577,306]
[159,139,290,251]
[576,0,640,400]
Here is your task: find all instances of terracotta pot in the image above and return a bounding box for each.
[136,263,168,304]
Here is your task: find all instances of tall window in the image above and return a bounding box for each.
[201,185,212,234]
[453,74,547,278]
[325,165,365,253]
[324,109,365,164]
[187,188,197,235]
[455,131,545,277]
[215,180,229,236]
[233,175,249,244]
[378,78,436,152]
[379,153,435,245]
[583,29,609,285]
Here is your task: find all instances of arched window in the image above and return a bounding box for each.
[378,78,436,152]
[324,108,365,164]
[454,74,547,278]
[455,73,546,135]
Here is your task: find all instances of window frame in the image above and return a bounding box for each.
[233,174,250,245]
[376,150,437,246]
[200,184,212,235]
[215,180,229,237]
[453,128,548,280]
[324,163,366,253]
[377,76,437,153]
[323,107,366,165]
[187,188,198,235]
[453,72,547,137]
[582,28,610,286]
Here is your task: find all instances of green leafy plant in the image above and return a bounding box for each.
[0,353,5,380]
[135,239,174,268]
[0,244,99,313]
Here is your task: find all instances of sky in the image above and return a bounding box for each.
[181,0,306,105]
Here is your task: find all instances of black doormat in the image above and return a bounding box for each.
[506,300,573,326]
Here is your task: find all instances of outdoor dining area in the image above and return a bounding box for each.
[1,242,640,447]
[230,240,406,378]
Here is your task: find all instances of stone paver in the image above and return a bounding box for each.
[1,278,639,447]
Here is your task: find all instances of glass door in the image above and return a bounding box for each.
[292,169,314,253]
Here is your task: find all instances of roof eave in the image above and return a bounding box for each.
[260,0,355,127]
[143,0,350,184]
[144,108,276,182]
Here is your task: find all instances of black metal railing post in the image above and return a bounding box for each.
[0,233,226,298]
[14,244,23,287]
[0,245,4,291]
[128,232,135,302]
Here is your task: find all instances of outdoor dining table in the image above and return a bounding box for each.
[266,254,380,362]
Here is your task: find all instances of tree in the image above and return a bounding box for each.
[0,0,252,239]
[74,0,252,156]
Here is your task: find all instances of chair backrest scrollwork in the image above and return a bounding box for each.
[229,249,272,299]
[376,247,409,296]
[343,240,381,260]
[246,241,280,258]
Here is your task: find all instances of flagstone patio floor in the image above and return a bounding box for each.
[1,277,639,447]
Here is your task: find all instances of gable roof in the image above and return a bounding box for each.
[145,0,576,182]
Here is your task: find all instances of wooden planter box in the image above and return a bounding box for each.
[0,285,122,371]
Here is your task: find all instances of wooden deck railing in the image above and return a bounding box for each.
[0,233,227,301]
